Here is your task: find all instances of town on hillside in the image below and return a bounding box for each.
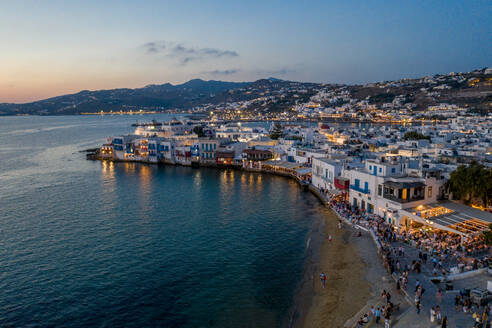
[1,68,491,118]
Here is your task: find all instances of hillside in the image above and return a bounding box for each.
[0,68,490,116]
[0,79,250,115]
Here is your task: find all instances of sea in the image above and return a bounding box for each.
[0,115,330,327]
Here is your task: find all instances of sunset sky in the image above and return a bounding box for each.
[1,0,490,103]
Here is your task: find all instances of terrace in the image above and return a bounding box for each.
[383,180,425,203]
[401,202,492,236]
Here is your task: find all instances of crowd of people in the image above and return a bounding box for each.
[356,290,396,328]
[329,197,490,276]
[327,196,492,327]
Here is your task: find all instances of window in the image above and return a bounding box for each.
[391,168,396,173]
[379,167,382,173]
[428,186,432,198]
[378,185,382,196]
[355,179,360,187]
[369,165,372,170]
[364,182,368,191]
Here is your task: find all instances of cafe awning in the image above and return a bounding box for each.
[401,201,492,236]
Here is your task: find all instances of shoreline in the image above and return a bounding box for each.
[88,157,388,328]
[290,208,377,328]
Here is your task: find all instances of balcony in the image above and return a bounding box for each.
[350,184,370,194]
[383,193,424,204]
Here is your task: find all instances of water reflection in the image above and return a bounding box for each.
[124,162,137,174]
[100,160,116,212]
[137,165,153,220]
[193,169,202,191]
[219,170,235,196]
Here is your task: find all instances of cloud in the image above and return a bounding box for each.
[203,69,240,76]
[142,41,238,64]
[257,67,296,76]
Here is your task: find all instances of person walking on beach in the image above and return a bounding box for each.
[320,272,326,288]
[384,313,390,328]
[375,308,381,324]
[435,305,442,323]
[415,295,422,314]
[441,316,447,328]
[436,288,442,304]
[328,235,332,242]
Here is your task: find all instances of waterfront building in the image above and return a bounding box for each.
[242,148,274,169]
[286,146,326,164]
[346,154,446,226]
[311,158,343,191]
[134,119,199,138]
[215,123,268,142]
[215,149,235,165]
[242,148,273,161]
[198,138,220,163]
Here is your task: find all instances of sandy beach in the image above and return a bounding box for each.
[295,209,389,328]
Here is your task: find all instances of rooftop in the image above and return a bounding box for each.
[404,201,492,236]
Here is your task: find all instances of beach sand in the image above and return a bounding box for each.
[296,209,386,328]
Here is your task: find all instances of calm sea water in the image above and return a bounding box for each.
[0,115,329,327]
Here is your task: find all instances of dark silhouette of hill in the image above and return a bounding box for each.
[0,79,251,115]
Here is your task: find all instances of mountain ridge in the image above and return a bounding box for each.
[0,79,256,115]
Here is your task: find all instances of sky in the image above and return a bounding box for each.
[0,0,490,103]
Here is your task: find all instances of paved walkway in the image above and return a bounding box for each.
[390,241,478,328]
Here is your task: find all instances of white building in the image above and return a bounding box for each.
[312,158,343,191]
[347,155,445,226]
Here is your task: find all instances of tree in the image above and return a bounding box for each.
[193,126,206,137]
[403,131,431,141]
[483,224,492,246]
[269,123,284,140]
[447,161,492,208]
